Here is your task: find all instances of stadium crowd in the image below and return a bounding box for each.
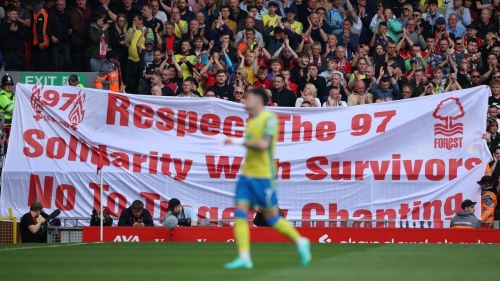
[1,0,500,229]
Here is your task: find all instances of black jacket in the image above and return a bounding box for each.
[118,207,154,226]
[49,9,71,44]
[271,88,297,107]
[253,208,285,226]
[298,76,327,98]
[0,20,27,52]
[208,84,235,100]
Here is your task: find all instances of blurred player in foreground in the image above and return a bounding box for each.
[224,88,311,269]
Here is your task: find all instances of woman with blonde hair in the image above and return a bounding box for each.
[233,68,251,89]
[398,4,413,28]
[295,83,321,107]
[108,13,129,70]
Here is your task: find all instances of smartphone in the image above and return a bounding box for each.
[137,219,143,223]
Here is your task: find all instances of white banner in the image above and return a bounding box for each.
[0,84,491,225]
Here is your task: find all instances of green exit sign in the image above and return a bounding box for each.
[21,73,87,86]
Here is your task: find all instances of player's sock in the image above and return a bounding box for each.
[267,216,301,242]
[234,209,251,261]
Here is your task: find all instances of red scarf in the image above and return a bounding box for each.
[464,50,478,72]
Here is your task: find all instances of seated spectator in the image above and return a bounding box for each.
[400,84,413,99]
[177,79,200,97]
[233,86,245,103]
[347,80,373,106]
[205,90,217,98]
[300,100,312,107]
[446,13,466,38]
[144,70,174,96]
[208,70,234,100]
[234,17,264,47]
[323,87,347,107]
[90,207,114,226]
[118,200,154,226]
[450,200,480,228]
[320,58,344,87]
[253,207,284,226]
[270,74,296,106]
[165,198,198,226]
[295,83,320,107]
[20,202,45,243]
[151,85,162,96]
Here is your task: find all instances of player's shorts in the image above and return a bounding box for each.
[235,175,277,209]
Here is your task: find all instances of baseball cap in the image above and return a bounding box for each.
[167,198,181,211]
[466,23,478,30]
[410,57,420,63]
[284,7,296,14]
[390,62,402,69]
[106,50,120,60]
[435,17,446,24]
[304,37,311,43]
[461,199,476,210]
[268,1,278,8]
[477,175,493,185]
[145,38,155,44]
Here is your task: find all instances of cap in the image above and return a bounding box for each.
[304,37,311,43]
[390,62,402,69]
[102,207,111,215]
[106,50,120,60]
[410,57,420,63]
[145,38,155,44]
[274,27,284,33]
[167,198,181,211]
[96,5,107,14]
[477,176,493,185]
[428,0,438,5]
[461,199,476,210]
[268,1,278,7]
[284,7,296,14]
[435,17,446,24]
[466,23,478,30]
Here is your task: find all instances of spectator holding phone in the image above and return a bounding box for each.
[118,200,154,226]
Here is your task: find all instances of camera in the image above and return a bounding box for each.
[178,218,191,226]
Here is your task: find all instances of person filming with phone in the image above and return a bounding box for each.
[118,200,154,226]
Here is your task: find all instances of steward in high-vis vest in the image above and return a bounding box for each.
[94,50,125,93]
[0,74,15,126]
[450,199,480,229]
[477,176,498,228]
[68,75,84,88]
[32,0,55,71]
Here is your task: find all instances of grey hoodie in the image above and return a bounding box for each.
[450,211,481,229]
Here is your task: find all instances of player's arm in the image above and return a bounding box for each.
[244,135,272,151]
[226,116,277,151]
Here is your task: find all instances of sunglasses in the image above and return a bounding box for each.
[403,8,408,11]
[236,72,242,75]
[234,91,243,94]
[494,76,500,79]
[471,76,480,78]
